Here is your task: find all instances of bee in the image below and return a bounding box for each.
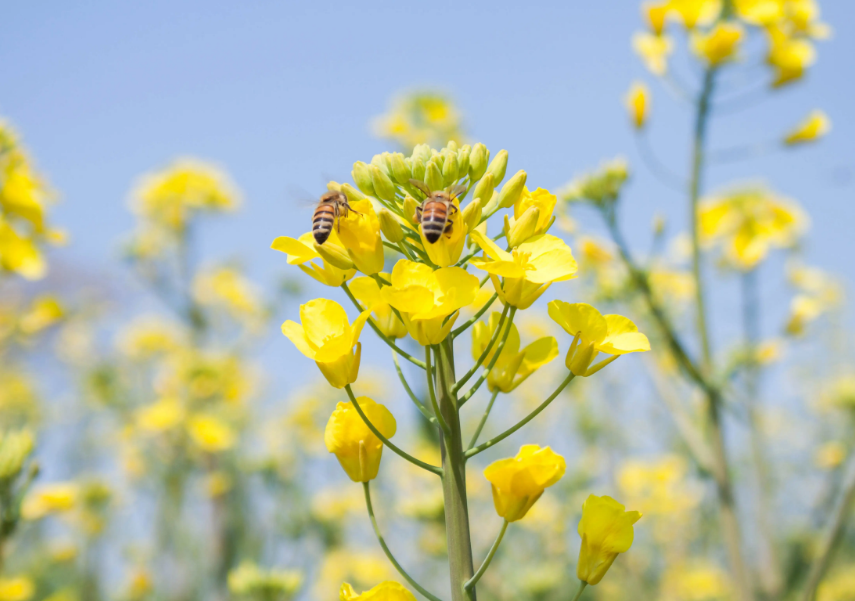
[409,179,467,244]
[312,191,359,245]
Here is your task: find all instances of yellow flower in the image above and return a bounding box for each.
[418,196,471,268]
[21,483,78,520]
[625,82,649,129]
[662,562,730,600]
[349,276,407,339]
[548,301,650,376]
[338,199,385,275]
[18,295,64,334]
[136,397,185,432]
[503,187,556,248]
[340,581,416,601]
[381,260,479,345]
[815,441,846,470]
[632,32,674,75]
[0,219,46,280]
[766,25,816,87]
[472,312,558,393]
[643,1,670,35]
[576,494,642,585]
[817,569,855,601]
[193,266,263,323]
[271,231,357,287]
[483,445,566,522]
[282,299,371,388]
[0,577,35,601]
[734,0,783,25]
[784,109,830,145]
[699,187,807,269]
[187,414,236,453]
[372,90,464,150]
[691,23,743,66]
[131,159,239,229]
[0,150,50,233]
[470,232,578,310]
[325,399,397,482]
[669,0,722,29]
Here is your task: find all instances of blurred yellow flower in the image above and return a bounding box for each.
[22,483,78,520]
[817,569,855,601]
[470,232,578,310]
[193,266,264,324]
[783,109,830,145]
[372,91,464,151]
[691,23,743,66]
[815,441,846,470]
[381,260,479,345]
[472,312,558,393]
[271,231,357,287]
[118,316,184,359]
[669,0,722,28]
[0,219,46,280]
[187,414,237,452]
[643,1,670,35]
[662,562,730,600]
[617,455,701,516]
[325,398,396,482]
[340,581,416,601]
[483,445,566,522]
[282,299,370,388]
[625,82,649,129]
[316,550,392,601]
[633,32,674,75]
[228,562,303,600]
[0,577,35,601]
[766,25,816,87]
[548,301,650,376]
[136,397,185,432]
[577,494,642,585]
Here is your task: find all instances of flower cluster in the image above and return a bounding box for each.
[372,91,464,151]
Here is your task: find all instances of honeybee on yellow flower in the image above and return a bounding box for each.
[312,190,360,245]
[409,179,466,244]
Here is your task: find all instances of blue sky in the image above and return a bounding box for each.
[2,0,853,372]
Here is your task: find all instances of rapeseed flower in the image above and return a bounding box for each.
[0,577,35,601]
[21,483,78,520]
[282,299,371,388]
[338,199,385,275]
[633,32,674,75]
[349,276,407,339]
[372,91,464,151]
[325,398,397,482]
[691,23,743,65]
[504,187,556,247]
[187,414,237,453]
[576,494,642,585]
[548,301,650,376]
[271,231,357,287]
[625,82,650,129]
[483,445,566,522]
[340,581,416,601]
[783,109,830,145]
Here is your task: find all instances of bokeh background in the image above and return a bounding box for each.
[1,1,854,601]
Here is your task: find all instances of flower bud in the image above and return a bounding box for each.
[486,149,509,185]
[497,170,527,209]
[462,198,483,232]
[409,156,426,182]
[390,153,411,185]
[457,145,471,176]
[371,153,392,176]
[314,241,355,270]
[425,160,443,193]
[403,196,419,224]
[442,150,459,186]
[471,172,494,204]
[378,209,405,243]
[327,180,342,192]
[468,143,489,181]
[370,165,397,202]
[0,429,34,479]
[412,143,432,164]
[341,183,367,204]
[446,140,458,152]
[567,340,598,377]
[504,206,540,248]
[352,162,376,197]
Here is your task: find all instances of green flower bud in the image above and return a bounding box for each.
[390,153,411,185]
[0,429,34,480]
[457,145,471,178]
[442,150,459,186]
[378,208,405,243]
[471,172,494,205]
[468,143,489,181]
[486,149,509,185]
[462,198,483,232]
[504,206,540,248]
[482,191,500,217]
[425,160,443,192]
[370,165,397,202]
[446,140,459,152]
[341,183,367,203]
[409,156,426,182]
[496,170,527,209]
[326,181,342,192]
[411,143,432,164]
[314,241,355,270]
[371,153,392,176]
[403,196,419,224]
[352,162,376,196]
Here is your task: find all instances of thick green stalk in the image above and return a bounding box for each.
[436,339,477,601]
[690,65,753,601]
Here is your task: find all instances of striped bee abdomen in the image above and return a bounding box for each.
[421,202,449,244]
[312,203,336,245]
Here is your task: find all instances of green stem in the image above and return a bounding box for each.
[452,293,499,338]
[458,308,517,405]
[454,304,510,392]
[466,373,574,459]
[435,339,477,601]
[468,390,500,451]
[464,520,508,591]
[571,581,588,601]
[426,346,451,436]
[363,483,444,601]
[341,282,426,370]
[345,386,442,476]
[392,352,436,426]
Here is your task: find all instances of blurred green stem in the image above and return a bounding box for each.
[464,520,508,591]
[571,581,588,601]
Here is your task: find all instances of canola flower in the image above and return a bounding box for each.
[576,495,642,586]
[325,399,397,482]
[625,82,650,129]
[784,109,831,145]
[483,445,566,522]
[372,91,464,151]
[340,581,416,601]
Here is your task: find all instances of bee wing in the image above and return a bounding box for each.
[448,184,468,200]
[409,178,432,198]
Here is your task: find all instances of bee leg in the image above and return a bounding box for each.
[415,206,423,222]
[444,219,454,237]
[344,201,361,216]
[449,204,459,215]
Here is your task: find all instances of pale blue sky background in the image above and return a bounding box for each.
[2,0,853,379]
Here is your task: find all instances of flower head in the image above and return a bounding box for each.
[577,494,642,585]
[484,445,566,522]
[625,82,649,129]
[472,312,558,393]
[691,22,743,66]
[271,231,356,287]
[340,581,416,601]
[381,260,479,345]
[632,32,673,75]
[325,398,397,482]
[349,276,407,339]
[503,187,556,247]
[470,232,578,310]
[282,299,371,388]
[418,195,469,268]
[783,109,830,145]
[548,301,650,376]
[338,198,385,275]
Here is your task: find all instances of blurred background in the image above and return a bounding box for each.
[1,1,854,600]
